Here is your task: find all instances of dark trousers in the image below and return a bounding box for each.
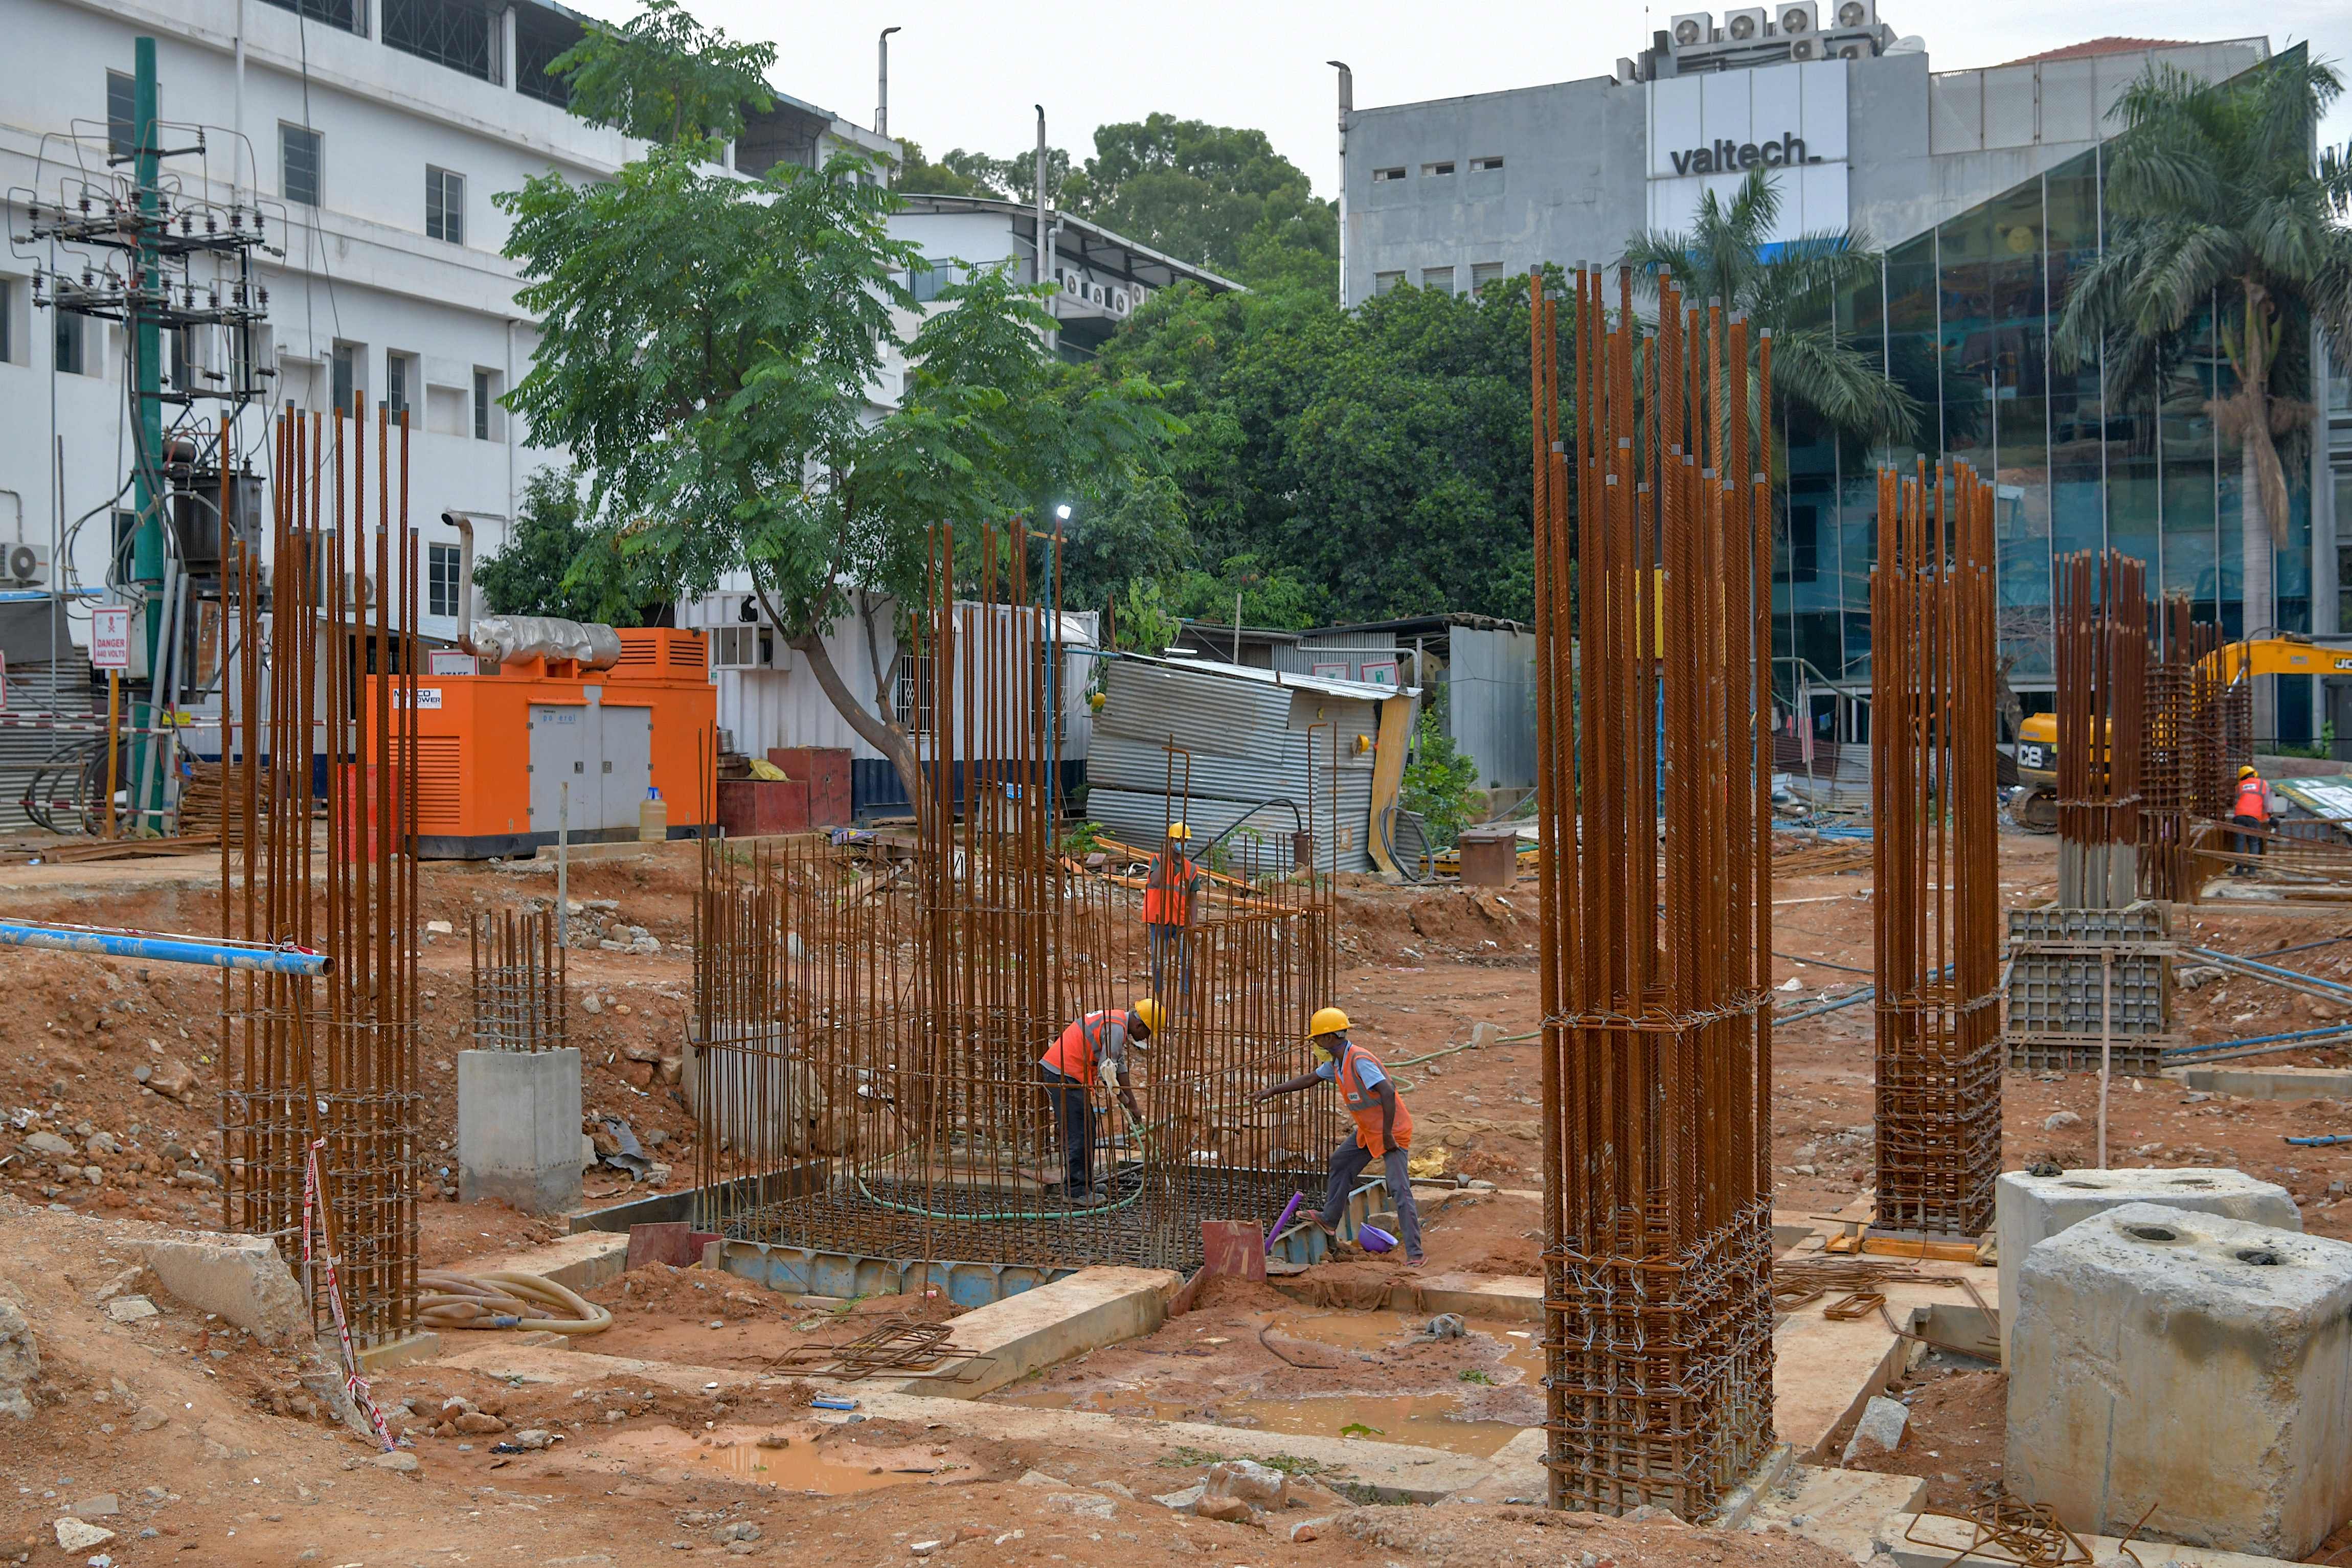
[1040,1063,1092,1196]
[1318,1134,1423,1262]
[2234,812,2266,872]
[1147,922,1190,1002]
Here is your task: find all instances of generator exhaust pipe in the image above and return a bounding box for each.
[442,509,476,653]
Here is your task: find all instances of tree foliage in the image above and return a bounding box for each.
[472,466,658,626]
[1401,695,1481,850]
[1623,166,1918,448]
[545,0,775,152]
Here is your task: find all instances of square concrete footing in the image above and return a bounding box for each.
[1994,1167,2298,1365]
[458,1048,583,1214]
[2007,1202,2352,1559]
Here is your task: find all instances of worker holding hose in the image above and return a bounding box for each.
[1039,999,1159,1205]
[1250,1008,1424,1267]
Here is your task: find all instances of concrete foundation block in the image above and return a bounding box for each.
[458,1048,583,1215]
[2006,1202,2352,1559]
[135,1232,309,1347]
[1995,1167,2298,1364]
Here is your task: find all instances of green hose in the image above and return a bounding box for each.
[851,1118,1157,1224]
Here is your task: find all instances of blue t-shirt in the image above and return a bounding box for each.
[1314,1052,1384,1089]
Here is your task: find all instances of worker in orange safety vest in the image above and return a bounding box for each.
[1250,1007,1423,1266]
[1038,999,1159,1205]
[1144,823,1202,1003]
[2232,763,2274,874]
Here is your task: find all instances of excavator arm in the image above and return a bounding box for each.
[2205,636,2352,685]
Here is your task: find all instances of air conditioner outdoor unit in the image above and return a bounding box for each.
[1835,36,1870,57]
[1778,2,1817,34]
[1669,12,1713,48]
[1790,35,1822,59]
[1062,274,1082,296]
[1110,289,1130,315]
[1725,7,1767,40]
[5,544,49,585]
[1833,0,1874,26]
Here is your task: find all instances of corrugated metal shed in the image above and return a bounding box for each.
[1088,655,1404,876]
[1445,624,1537,791]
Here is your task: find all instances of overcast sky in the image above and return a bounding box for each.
[572,1,2350,188]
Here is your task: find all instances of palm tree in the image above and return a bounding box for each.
[1624,166,1920,448]
[2052,53,2352,728]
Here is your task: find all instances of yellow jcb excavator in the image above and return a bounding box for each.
[2008,635,2352,832]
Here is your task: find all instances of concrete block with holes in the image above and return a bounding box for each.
[2005,1202,2352,1559]
[1994,1167,2298,1365]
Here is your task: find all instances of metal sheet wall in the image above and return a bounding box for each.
[0,644,103,834]
[1446,625,1538,791]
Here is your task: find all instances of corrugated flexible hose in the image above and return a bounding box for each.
[414,1269,613,1335]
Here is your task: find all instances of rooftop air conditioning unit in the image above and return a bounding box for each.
[1778,2,1817,34]
[1669,12,1713,48]
[1833,0,1874,26]
[1790,34,1822,59]
[1110,288,1130,315]
[1835,36,1871,57]
[1725,7,1766,40]
[5,544,49,586]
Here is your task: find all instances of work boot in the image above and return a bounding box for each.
[1074,1190,1107,1208]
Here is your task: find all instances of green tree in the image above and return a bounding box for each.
[1065,115,1335,285]
[471,466,659,626]
[896,140,1069,204]
[2053,52,2352,665]
[1401,695,1480,850]
[1166,553,1326,631]
[499,148,1171,798]
[1623,166,1919,448]
[545,0,775,152]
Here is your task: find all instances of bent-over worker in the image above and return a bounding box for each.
[2233,763,2274,873]
[1251,1007,1423,1266]
[1144,823,1202,1002]
[1038,999,1159,1206]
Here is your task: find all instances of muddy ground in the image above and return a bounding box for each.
[5,827,2351,1562]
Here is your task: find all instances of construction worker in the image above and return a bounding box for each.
[2233,763,2274,874]
[1144,823,1202,1002]
[1250,1008,1424,1267]
[1038,999,1160,1205]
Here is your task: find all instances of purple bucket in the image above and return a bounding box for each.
[1356,1223,1398,1254]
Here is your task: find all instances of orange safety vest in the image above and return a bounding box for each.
[1337,1040,1411,1155]
[2236,777,2269,821]
[1143,852,1200,927]
[1043,1009,1127,1087]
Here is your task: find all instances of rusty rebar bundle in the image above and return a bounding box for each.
[1530,267,1775,1518]
[1870,463,2001,1239]
[219,402,420,1347]
[690,524,1342,1276]
[2140,597,2230,902]
[2054,551,2147,907]
[470,908,566,1052]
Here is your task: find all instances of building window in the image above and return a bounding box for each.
[106,71,137,160]
[1420,266,1456,294]
[1777,503,1820,584]
[909,260,961,304]
[1372,271,1405,297]
[0,278,13,365]
[384,0,503,83]
[427,542,462,618]
[1469,156,1504,173]
[1371,167,1406,184]
[1469,262,1504,293]
[472,368,494,440]
[54,313,86,376]
[331,342,360,414]
[258,0,363,34]
[1421,162,1456,178]
[425,167,465,244]
[281,123,321,208]
[386,352,415,418]
[513,3,579,107]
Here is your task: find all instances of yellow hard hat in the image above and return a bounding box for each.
[1131,998,1164,1034]
[1309,1006,1350,1040]
[1167,822,1191,842]
[2240,765,2258,779]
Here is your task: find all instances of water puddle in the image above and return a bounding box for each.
[585,1421,929,1494]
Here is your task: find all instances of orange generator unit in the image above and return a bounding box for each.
[368,627,716,859]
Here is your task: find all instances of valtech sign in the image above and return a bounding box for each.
[1669,132,1824,175]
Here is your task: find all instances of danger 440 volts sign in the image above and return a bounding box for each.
[91,606,133,672]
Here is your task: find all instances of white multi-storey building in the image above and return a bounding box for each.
[2,0,894,657]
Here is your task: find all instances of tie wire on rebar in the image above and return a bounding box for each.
[219,398,420,1347]
[1529,265,1775,1519]
[688,522,1344,1279]
[1869,462,2001,1239]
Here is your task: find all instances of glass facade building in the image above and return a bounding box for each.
[1775,138,2320,746]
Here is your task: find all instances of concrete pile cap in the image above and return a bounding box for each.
[2020,1200,2350,1313]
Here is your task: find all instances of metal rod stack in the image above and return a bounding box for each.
[1870,463,2001,1238]
[2141,596,2227,902]
[2054,551,2147,908]
[220,402,420,1347]
[1530,267,1775,1518]
[470,908,567,1052]
[689,525,1341,1277]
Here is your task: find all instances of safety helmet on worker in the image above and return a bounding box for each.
[1167,822,1191,842]
[2241,765,2259,779]
[1130,998,1164,1036]
[1308,1007,1350,1057]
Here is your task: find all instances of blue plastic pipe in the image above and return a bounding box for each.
[2285,1134,2352,1148]
[2163,1022,2352,1064]
[0,919,329,975]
